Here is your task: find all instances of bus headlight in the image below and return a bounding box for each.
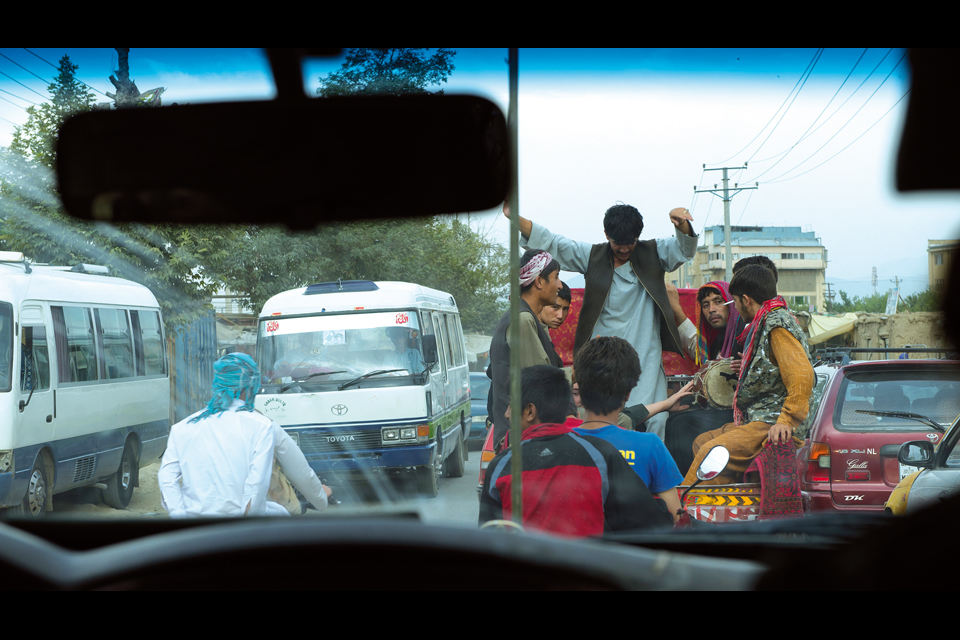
[382,429,399,443]
[400,428,417,440]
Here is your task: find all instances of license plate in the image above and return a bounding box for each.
[899,463,920,480]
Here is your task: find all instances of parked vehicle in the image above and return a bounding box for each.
[798,359,960,514]
[255,280,471,498]
[0,253,170,518]
[885,412,960,515]
[468,371,491,446]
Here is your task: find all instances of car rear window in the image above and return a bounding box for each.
[471,376,491,400]
[835,369,960,430]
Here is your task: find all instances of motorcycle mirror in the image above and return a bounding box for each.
[697,445,730,481]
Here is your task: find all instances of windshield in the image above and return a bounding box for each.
[836,370,960,429]
[1,48,958,549]
[257,311,426,387]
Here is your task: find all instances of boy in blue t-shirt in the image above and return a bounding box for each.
[573,336,688,521]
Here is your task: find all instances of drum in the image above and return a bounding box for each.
[688,359,738,410]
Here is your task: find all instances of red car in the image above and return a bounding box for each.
[798,359,960,514]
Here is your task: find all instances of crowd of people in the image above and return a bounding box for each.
[479,201,815,536]
[157,200,815,539]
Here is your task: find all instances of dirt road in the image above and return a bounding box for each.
[52,461,167,519]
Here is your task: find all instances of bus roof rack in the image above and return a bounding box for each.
[69,264,111,274]
[304,280,379,295]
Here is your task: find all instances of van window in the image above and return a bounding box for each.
[52,306,99,383]
[131,310,166,376]
[96,308,135,380]
[20,326,50,392]
[0,302,12,392]
[445,314,463,367]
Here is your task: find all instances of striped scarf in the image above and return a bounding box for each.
[732,295,787,426]
[694,280,741,367]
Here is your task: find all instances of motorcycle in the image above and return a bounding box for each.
[675,445,730,529]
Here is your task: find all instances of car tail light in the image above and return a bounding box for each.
[845,471,870,481]
[807,442,830,483]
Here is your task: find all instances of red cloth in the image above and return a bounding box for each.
[744,441,805,520]
[550,287,699,375]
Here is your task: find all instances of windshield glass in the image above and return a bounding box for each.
[836,370,960,429]
[2,48,959,546]
[257,311,426,386]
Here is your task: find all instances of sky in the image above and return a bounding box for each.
[1,48,957,302]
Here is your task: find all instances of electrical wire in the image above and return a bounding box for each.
[0,86,37,106]
[0,69,47,100]
[744,48,824,164]
[744,49,894,183]
[765,88,910,184]
[746,49,868,173]
[706,48,822,166]
[21,48,110,97]
[763,54,908,184]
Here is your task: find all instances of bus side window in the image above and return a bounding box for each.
[131,310,165,376]
[52,306,98,383]
[95,308,134,380]
[20,326,50,392]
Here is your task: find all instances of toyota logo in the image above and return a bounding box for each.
[331,404,348,416]
[927,433,940,442]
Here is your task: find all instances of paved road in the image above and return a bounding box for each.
[47,448,484,527]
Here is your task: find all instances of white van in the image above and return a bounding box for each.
[0,253,170,517]
[254,280,471,497]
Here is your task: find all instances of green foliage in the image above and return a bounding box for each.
[829,288,943,314]
[316,48,456,97]
[217,218,509,335]
[0,55,223,331]
[901,287,942,312]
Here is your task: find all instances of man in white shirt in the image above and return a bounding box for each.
[159,353,331,517]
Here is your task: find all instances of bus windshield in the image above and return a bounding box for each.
[257,311,427,389]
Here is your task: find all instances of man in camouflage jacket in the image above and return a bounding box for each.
[681,264,815,486]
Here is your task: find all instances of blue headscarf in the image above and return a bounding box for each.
[189,353,261,423]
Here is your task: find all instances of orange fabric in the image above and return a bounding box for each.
[769,328,815,429]
[551,287,699,375]
[682,328,812,486]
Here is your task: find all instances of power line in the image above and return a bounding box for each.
[744,48,824,164]
[706,49,822,166]
[764,55,909,184]
[745,49,868,177]
[744,49,895,183]
[0,69,47,100]
[765,88,910,184]
[0,86,38,106]
[22,48,109,97]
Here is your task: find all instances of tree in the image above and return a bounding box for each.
[0,55,225,330]
[316,48,456,97]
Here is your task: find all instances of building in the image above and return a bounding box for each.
[668,225,827,311]
[928,239,958,292]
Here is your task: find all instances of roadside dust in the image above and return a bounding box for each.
[51,461,167,519]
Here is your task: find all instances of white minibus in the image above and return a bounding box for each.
[255,280,471,498]
[0,253,170,517]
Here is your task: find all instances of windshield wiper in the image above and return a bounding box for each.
[855,409,946,432]
[338,369,407,391]
[279,371,348,393]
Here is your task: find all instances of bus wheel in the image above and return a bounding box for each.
[444,431,466,478]
[103,444,137,509]
[417,439,441,498]
[13,459,49,519]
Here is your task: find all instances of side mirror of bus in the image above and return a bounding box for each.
[422,335,438,365]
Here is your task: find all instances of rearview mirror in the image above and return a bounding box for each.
[56,95,509,227]
[697,445,730,481]
[898,441,934,467]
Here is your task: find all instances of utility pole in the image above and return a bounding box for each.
[507,47,522,526]
[694,164,758,281]
[872,267,878,295]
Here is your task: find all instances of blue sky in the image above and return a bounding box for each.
[1,48,955,302]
